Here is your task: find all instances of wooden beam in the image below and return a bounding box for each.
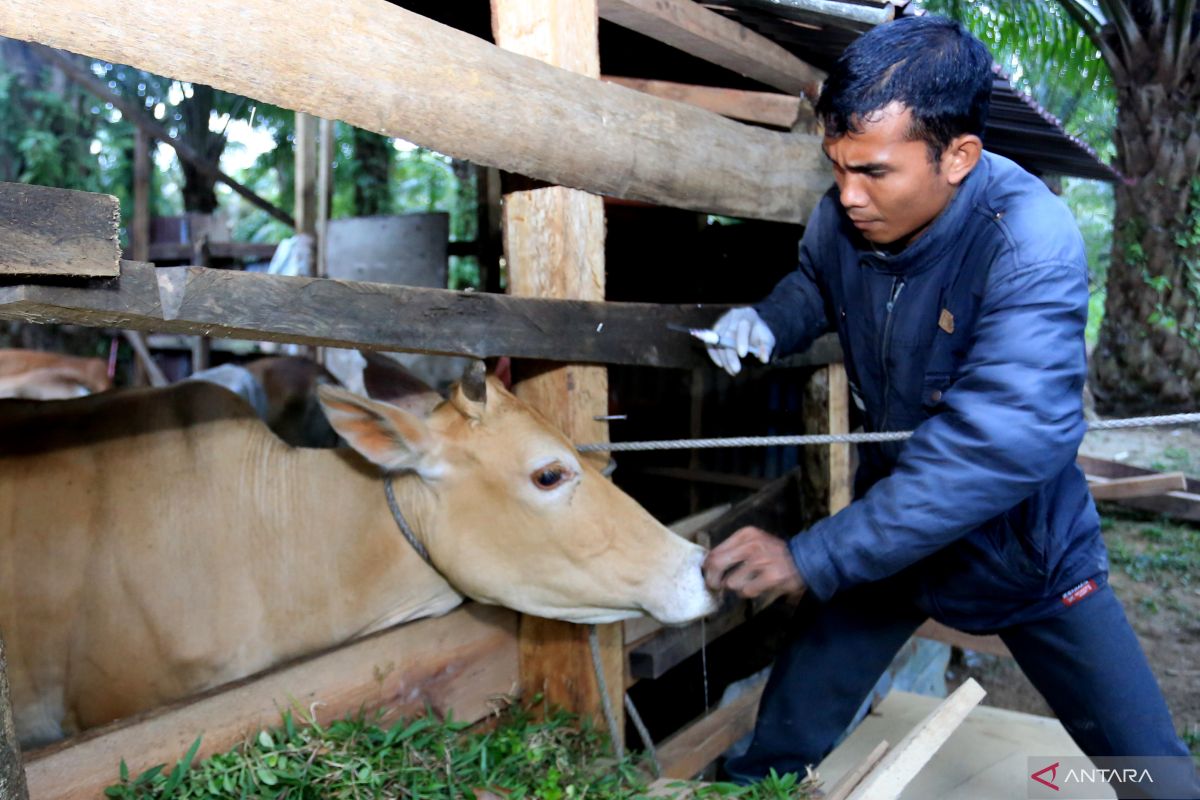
[1087,471,1188,500]
[37,46,295,229]
[657,673,766,779]
[0,634,29,800]
[845,678,986,800]
[602,75,806,128]
[627,594,749,679]
[491,0,624,743]
[23,605,518,800]
[0,261,701,367]
[0,181,119,277]
[597,0,824,99]
[0,0,831,224]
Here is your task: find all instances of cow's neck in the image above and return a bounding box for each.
[276,445,464,642]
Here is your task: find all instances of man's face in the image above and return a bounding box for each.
[822,102,974,247]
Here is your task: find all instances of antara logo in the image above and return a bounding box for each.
[1031,762,1060,791]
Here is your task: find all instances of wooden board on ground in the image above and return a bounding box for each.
[817,690,1115,800]
[24,605,518,800]
[1087,471,1188,500]
[0,182,119,277]
[0,262,844,369]
[844,678,985,799]
[1077,455,1200,522]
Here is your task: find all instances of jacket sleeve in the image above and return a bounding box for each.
[753,201,834,357]
[789,255,1091,602]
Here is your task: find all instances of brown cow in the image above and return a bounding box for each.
[0,348,111,400]
[0,365,716,745]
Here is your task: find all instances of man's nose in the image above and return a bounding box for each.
[839,176,869,209]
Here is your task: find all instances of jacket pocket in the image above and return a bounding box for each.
[921,372,953,412]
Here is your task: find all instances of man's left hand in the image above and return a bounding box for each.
[702,526,806,600]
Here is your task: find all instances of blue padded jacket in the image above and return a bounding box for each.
[754,151,1107,633]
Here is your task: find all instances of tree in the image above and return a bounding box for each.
[925,0,1200,414]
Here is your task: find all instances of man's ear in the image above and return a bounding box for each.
[317,385,443,477]
[942,133,983,186]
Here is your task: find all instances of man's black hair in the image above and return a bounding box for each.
[815,14,993,161]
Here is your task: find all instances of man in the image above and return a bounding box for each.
[702,15,1199,798]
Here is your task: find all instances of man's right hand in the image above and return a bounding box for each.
[706,307,776,376]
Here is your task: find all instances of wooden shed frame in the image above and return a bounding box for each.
[0,1,897,796]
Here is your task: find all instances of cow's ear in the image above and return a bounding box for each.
[318,385,442,477]
[360,351,442,417]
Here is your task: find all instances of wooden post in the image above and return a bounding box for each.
[294,112,318,258]
[492,0,623,741]
[801,363,852,523]
[827,363,851,514]
[477,165,503,293]
[316,118,334,281]
[189,237,211,373]
[132,128,151,263]
[0,633,29,800]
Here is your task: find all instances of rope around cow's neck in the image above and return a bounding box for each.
[384,474,431,565]
[575,411,1200,453]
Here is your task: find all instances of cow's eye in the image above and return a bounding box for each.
[532,463,573,490]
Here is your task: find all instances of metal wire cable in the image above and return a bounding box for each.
[588,624,624,762]
[577,412,1200,453]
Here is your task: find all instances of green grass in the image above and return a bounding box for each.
[103,701,819,799]
[1103,513,1200,589]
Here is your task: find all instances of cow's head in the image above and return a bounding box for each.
[317,361,718,625]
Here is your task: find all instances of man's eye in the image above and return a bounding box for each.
[532,463,574,490]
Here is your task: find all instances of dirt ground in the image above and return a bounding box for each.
[945,425,1200,760]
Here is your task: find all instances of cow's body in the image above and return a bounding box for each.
[0,349,111,399]
[1,374,715,745]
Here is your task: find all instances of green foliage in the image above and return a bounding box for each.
[917,0,1116,162]
[103,704,818,799]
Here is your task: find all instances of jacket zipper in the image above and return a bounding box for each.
[879,277,906,431]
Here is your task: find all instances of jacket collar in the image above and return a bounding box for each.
[847,152,991,276]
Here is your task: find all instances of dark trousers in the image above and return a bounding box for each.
[724,579,1199,799]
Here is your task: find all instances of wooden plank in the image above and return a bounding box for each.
[657,673,766,779]
[845,679,986,800]
[1077,455,1200,522]
[38,46,295,229]
[0,264,845,369]
[492,0,623,741]
[0,182,119,277]
[1087,471,1188,500]
[825,740,890,800]
[915,620,1010,659]
[597,0,823,99]
[0,0,831,225]
[0,634,29,800]
[627,594,749,679]
[23,605,518,800]
[602,75,805,128]
[817,690,1105,800]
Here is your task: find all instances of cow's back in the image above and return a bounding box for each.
[0,383,273,741]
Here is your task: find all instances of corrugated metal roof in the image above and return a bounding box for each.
[700,0,1120,181]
